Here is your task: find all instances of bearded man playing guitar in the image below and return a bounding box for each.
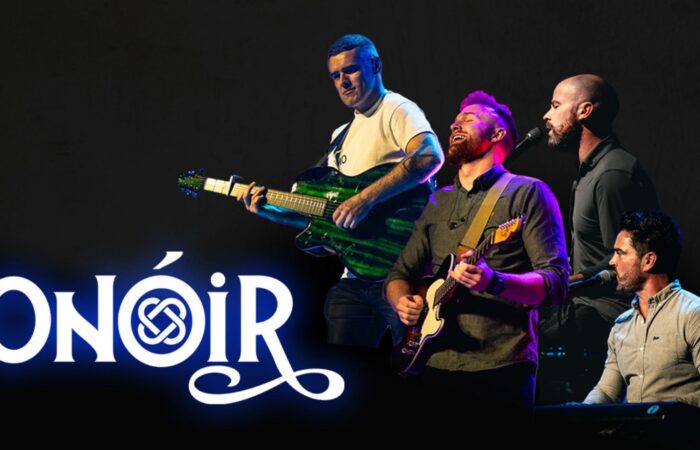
[385,91,568,418]
[237,34,444,348]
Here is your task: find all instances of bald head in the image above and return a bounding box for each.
[558,74,619,133]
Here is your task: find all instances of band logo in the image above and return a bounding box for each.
[0,251,345,404]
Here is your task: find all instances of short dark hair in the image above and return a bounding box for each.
[620,209,683,277]
[459,90,518,152]
[327,34,379,60]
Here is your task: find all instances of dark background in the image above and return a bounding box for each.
[1,0,699,434]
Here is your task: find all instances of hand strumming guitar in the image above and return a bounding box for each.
[389,293,425,326]
[332,192,376,229]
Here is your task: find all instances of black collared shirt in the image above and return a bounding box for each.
[570,136,659,320]
[386,165,569,371]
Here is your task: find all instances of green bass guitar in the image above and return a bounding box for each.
[178,164,434,280]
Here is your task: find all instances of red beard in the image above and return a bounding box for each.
[447,135,490,166]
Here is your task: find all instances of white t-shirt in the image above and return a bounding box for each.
[327,91,435,279]
[327,91,434,175]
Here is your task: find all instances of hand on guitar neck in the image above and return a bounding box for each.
[238,180,374,231]
[447,249,495,293]
[237,181,267,214]
[236,181,309,230]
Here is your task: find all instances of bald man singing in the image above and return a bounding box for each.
[539,74,659,397]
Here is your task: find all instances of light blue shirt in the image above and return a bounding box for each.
[585,280,700,407]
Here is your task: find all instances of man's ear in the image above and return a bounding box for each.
[577,101,594,120]
[642,252,657,272]
[372,57,382,74]
[491,127,506,143]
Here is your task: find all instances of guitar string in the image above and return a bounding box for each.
[222,181,343,217]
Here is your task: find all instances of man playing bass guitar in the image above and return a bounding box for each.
[385,91,568,418]
[237,34,443,348]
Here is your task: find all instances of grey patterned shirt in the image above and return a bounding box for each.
[584,280,700,407]
[385,165,569,371]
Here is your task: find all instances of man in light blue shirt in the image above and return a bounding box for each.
[585,210,700,407]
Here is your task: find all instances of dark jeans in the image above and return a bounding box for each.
[324,278,404,347]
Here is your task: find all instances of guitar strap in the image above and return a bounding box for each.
[314,117,355,167]
[456,171,515,255]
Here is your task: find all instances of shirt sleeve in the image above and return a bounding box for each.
[519,180,570,306]
[584,327,626,403]
[388,101,434,151]
[384,198,434,289]
[685,302,700,373]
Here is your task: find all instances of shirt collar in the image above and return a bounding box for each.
[581,135,618,170]
[453,164,507,193]
[354,90,389,117]
[631,279,682,310]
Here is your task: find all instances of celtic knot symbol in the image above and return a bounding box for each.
[136,297,188,346]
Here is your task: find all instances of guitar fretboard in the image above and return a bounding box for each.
[203,177,329,217]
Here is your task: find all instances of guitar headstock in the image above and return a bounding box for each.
[178,169,206,198]
[493,215,525,244]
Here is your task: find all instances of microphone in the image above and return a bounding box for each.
[504,127,544,165]
[569,269,617,290]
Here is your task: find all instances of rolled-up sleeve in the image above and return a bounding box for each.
[520,180,569,307]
